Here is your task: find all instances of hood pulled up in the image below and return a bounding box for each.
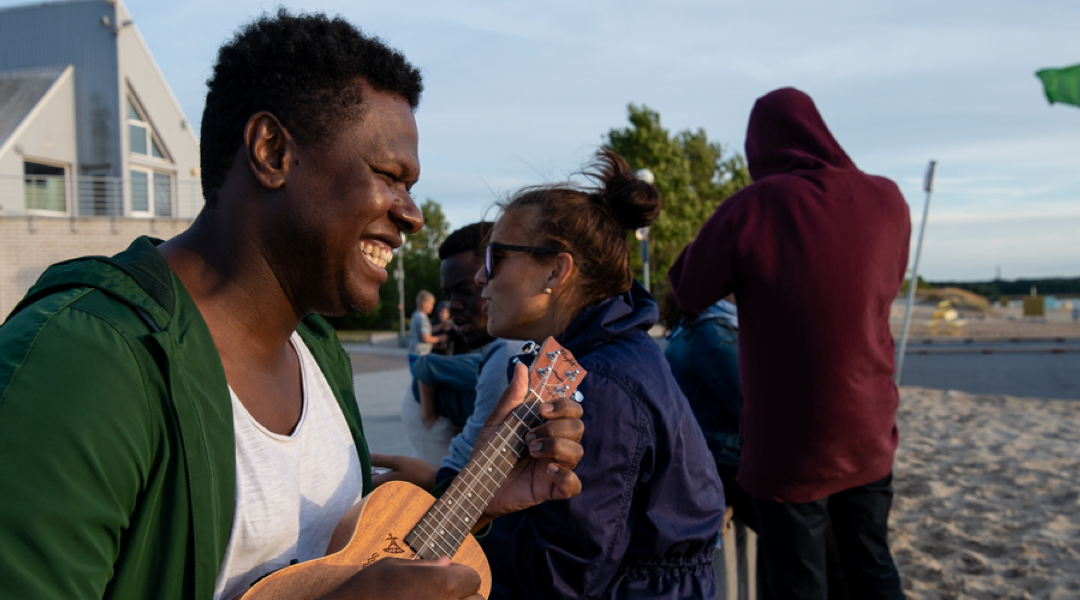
[745,87,854,181]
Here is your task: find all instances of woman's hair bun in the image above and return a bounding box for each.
[588,149,661,230]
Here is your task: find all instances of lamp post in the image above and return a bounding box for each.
[395,244,406,347]
[635,226,650,292]
[895,160,937,385]
[635,168,655,292]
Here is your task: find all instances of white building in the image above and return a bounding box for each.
[0,0,201,317]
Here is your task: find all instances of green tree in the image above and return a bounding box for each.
[396,198,450,324]
[325,198,450,331]
[899,276,932,293]
[604,104,750,291]
[404,198,450,255]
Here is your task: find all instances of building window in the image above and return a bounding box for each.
[129,168,173,217]
[153,171,173,217]
[130,169,149,213]
[127,97,166,158]
[24,161,67,213]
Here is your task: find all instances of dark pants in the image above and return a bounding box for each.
[754,473,904,600]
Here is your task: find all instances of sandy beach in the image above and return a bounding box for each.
[891,387,1080,599]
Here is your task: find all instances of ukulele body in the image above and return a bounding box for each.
[240,481,491,599]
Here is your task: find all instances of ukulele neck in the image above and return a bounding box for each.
[405,397,543,559]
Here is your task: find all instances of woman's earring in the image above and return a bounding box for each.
[544,288,552,295]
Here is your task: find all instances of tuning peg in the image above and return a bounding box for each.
[521,341,538,355]
[572,391,584,403]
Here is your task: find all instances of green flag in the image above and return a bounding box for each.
[1036,64,1080,107]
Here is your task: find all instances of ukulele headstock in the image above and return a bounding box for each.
[521,338,585,404]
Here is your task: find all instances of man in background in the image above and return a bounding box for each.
[408,289,441,364]
[434,223,520,473]
[403,222,519,468]
[670,87,909,599]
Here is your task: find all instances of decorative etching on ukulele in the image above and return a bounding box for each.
[362,552,380,567]
[383,533,405,554]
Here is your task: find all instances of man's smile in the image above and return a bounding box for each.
[359,240,393,270]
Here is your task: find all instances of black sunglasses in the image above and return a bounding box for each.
[484,243,565,280]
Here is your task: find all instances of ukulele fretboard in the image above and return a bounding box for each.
[405,399,543,559]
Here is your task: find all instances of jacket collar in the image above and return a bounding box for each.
[557,280,658,357]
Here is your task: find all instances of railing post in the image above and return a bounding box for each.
[896,160,938,386]
[715,510,760,600]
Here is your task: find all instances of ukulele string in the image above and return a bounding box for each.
[423,379,548,538]
[416,416,542,557]
[411,435,506,560]
[414,408,549,559]
[436,422,525,525]
[410,347,566,561]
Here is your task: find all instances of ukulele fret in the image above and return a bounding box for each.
[410,518,464,558]
[404,339,583,562]
[407,402,543,559]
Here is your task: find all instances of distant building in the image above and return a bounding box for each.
[0,0,201,317]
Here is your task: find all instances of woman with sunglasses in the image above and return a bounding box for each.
[474,149,726,600]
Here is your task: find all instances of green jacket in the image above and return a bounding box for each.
[0,237,372,600]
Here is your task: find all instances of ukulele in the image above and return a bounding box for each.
[240,337,586,600]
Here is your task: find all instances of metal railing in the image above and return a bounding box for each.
[716,513,761,600]
[0,173,203,218]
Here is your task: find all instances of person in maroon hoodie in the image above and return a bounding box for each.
[669,87,909,600]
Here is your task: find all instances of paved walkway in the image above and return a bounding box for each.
[898,348,1080,399]
[346,340,415,457]
[345,331,1080,461]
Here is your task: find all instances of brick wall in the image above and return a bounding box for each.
[0,215,193,318]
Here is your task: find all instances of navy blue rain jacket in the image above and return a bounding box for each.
[481,282,726,600]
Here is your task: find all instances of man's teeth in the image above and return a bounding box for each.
[360,242,393,269]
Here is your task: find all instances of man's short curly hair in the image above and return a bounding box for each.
[438,222,493,260]
[199,9,423,205]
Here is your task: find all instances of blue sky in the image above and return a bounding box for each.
[6,0,1077,280]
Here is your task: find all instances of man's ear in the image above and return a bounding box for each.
[244,112,293,190]
[546,252,576,292]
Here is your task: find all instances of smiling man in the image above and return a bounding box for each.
[0,10,583,600]
[438,223,497,353]
[403,223,499,463]
[435,224,522,473]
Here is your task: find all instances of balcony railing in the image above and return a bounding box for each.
[0,173,203,218]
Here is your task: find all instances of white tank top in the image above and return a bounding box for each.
[213,332,364,600]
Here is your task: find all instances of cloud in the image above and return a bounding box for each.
[4,0,1072,278]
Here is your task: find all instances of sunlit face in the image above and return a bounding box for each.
[268,85,422,316]
[474,212,556,342]
[440,250,493,350]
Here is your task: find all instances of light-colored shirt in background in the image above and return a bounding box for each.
[408,309,432,356]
